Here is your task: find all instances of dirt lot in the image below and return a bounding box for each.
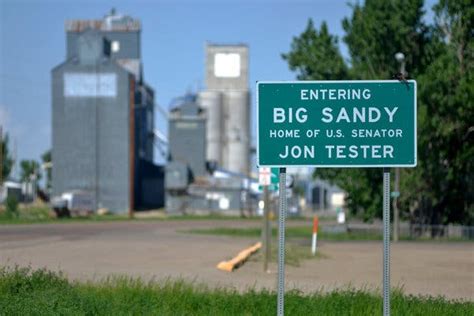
[0,220,472,300]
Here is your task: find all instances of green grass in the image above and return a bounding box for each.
[183,226,473,242]
[0,208,255,225]
[0,205,51,223]
[0,204,321,225]
[249,243,327,267]
[0,209,129,225]
[184,226,383,241]
[0,267,471,315]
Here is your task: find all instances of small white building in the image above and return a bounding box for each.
[0,181,22,203]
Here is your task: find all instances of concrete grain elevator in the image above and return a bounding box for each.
[198,44,250,176]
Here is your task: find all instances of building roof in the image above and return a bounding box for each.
[65,9,140,32]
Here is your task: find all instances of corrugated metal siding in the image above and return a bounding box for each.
[55,15,163,213]
[52,62,131,213]
[168,117,207,178]
[67,31,140,60]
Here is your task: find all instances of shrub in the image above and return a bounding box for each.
[5,195,19,219]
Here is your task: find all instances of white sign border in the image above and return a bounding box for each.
[256,80,417,168]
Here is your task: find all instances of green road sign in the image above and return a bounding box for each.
[257,81,417,167]
[270,167,279,184]
[258,168,279,192]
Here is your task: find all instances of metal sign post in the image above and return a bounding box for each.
[263,184,271,272]
[383,168,391,316]
[277,167,287,316]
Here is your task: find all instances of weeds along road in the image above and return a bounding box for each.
[0,220,472,300]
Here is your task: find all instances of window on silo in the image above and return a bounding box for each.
[111,41,120,53]
[214,53,240,77]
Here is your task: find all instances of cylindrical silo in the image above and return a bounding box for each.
[198,91,222,165]
[226,90,250,175]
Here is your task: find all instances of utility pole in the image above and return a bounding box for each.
[393,52,406,242]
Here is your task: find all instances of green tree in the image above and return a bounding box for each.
[282,19,348,80]
[1,132,13,182]
[342,0,428,79]
[41,150,52,191]
[282,0,473,224]
[282,1,429,221]
[336,0,428,220]
[20,160,41,186]
[405,0,473,225]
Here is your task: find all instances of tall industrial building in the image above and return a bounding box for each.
[198,44,250,176]
[165,95,249,215]
[168,95,207,178]
[52,10,163,213]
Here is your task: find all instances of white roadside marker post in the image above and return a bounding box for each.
[311,215,319,255]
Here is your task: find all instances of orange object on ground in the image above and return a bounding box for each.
[217,242,262,272]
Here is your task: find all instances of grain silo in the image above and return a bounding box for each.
[226,90,250,174]
[197,44,250,176]
[197,91,222,164]
[52,10,164,214]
